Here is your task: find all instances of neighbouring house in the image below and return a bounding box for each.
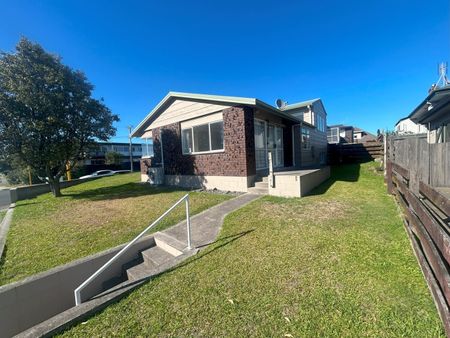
[131,92,330,196]
[353,127,377,143]
[327,125,375,144]
[394,117,428,135]
[84,142,147,165]
[407,86,450,143]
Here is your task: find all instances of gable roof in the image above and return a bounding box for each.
[280,98,320,111]
[396,86,450,126]
[131,92,317,137]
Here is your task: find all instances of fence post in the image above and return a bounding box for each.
[383,132,387,176]
[386,160,393,194]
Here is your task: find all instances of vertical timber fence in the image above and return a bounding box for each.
[386,134,450,336]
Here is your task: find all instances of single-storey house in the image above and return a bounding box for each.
[132,92,329,195]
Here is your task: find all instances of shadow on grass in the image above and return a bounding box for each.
[308,163,361,196]
[62,183,189,202]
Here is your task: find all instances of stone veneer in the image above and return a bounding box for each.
[150,106,256,178]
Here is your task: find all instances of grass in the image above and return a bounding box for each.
[0,210,5,223]
[59,162,444,337]
[0,173,231,285]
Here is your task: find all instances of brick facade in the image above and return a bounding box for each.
[150,106,256,177]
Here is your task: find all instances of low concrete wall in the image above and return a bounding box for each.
[9,177,99,203]
[0,236,155,337]
[269,167,330,198]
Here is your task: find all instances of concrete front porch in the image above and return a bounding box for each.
[249,166,330,197]
[269,167,330,197]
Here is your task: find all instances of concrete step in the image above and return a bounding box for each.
[154,232,185,256]
[142,245,175,266]
[126,262,154,281]
[254,181,268,189]
[261,176,269,183]
[247,186,269,195]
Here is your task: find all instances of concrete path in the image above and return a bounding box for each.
[162,193,261,250]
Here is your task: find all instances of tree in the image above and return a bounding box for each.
[0,38,119,196]
[105,151,122,165]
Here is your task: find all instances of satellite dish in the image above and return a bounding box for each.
[276,99,287,109]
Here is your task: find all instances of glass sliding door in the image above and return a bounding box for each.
[254,119,284,169]
[267,125,284,168]
[254,120,267,169]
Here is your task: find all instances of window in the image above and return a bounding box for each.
[302,128,310,150]
[181,120,224,154]
[316,114,326,133]
[181,129,193,154]
[210,121,224,150]
[193,124,210,152]
[327,127,339,143]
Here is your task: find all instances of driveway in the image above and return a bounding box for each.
[0,189,11,210]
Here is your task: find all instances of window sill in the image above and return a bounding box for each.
[183,149,225,156]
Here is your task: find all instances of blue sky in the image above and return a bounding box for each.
[0,0,449,142]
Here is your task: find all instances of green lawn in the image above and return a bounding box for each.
[0,173,231,285]
[59,162,444,337]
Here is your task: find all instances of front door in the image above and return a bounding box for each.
[254,119,284,170]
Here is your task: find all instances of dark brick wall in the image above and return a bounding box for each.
[151,106,256,177]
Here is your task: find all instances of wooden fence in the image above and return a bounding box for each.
[387,161,450,336]
[388,134,450,191]
[328,142,383,164]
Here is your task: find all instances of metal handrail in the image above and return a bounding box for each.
[74,193,192,306]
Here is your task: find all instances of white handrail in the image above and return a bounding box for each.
[74,193,191,306]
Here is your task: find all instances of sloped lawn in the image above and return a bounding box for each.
[60,163,444,337]
[0,173,231,285]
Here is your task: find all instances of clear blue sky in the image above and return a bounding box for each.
[1,0,449,141]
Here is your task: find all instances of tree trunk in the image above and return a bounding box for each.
[49,179,62,197]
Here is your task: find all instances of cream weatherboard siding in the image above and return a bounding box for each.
[147,99,231,130]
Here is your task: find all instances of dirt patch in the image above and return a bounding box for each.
[55,199,133,229]
[260,199,349,223]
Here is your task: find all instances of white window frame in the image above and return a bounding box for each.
[181,120,224,155]
[327,127,339,144]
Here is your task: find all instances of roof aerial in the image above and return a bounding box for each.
[429,62,449,92]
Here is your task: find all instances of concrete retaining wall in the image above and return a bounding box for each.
[9,177,99,203]
[269,167,330,198]
[0,236,155,337]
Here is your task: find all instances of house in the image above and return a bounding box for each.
[353,127,377,143]
[84,142,146,166]
[327,125,375,144]
[131,92,330,195]
[394,117,428,135]
[407,86,450,143]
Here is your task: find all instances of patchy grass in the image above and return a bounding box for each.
[60,162,444,337]
[0,210,5,223]
[0,173,231,285]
